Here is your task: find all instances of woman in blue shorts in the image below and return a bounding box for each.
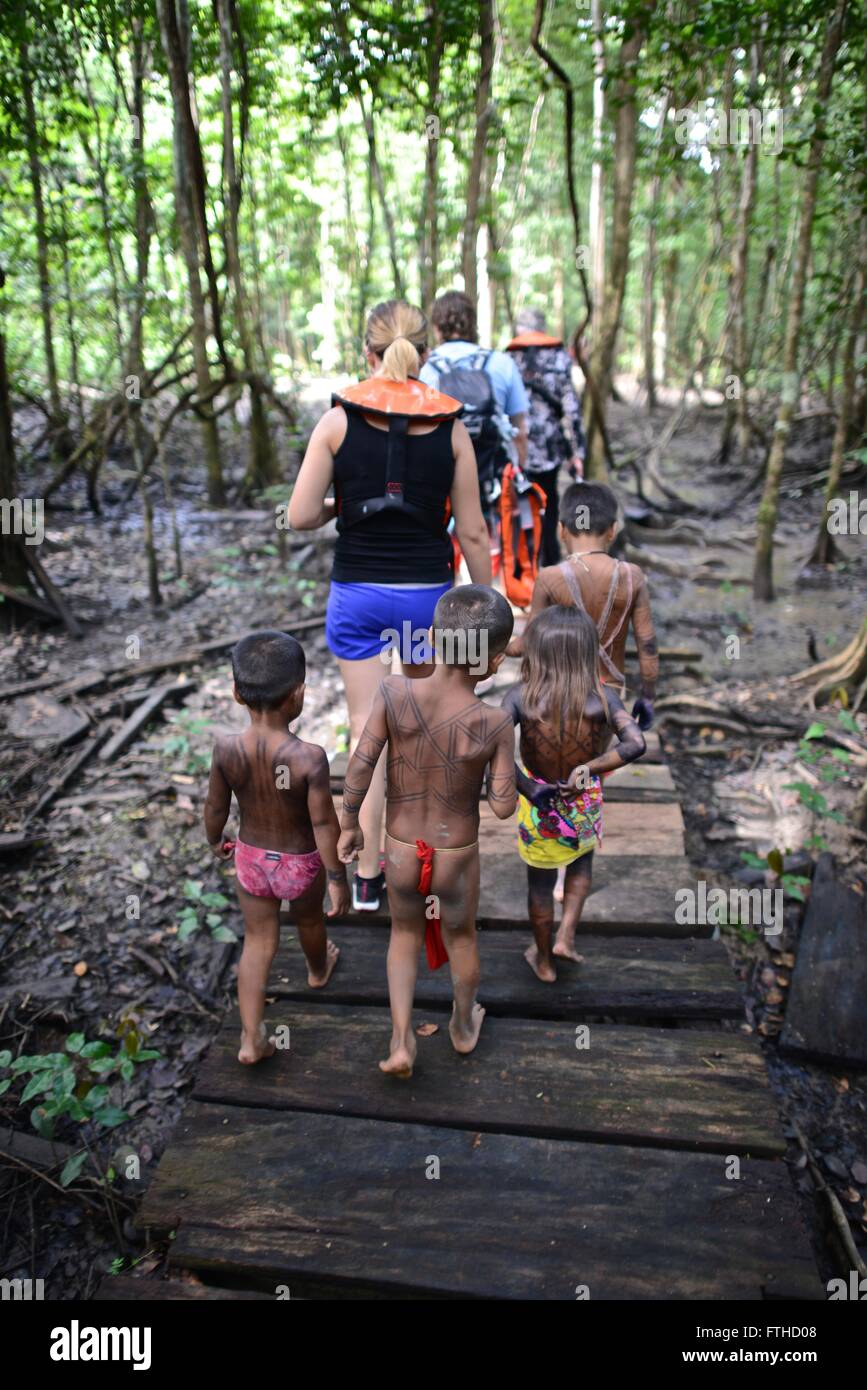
[289,299,491,909]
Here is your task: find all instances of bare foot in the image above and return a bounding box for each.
[449,1001,486,1055]
[552,939,585,965]
[308,939,340,988]
[379,1035,416,1079]
[524,944,557,982]
[238,1023,276,1065]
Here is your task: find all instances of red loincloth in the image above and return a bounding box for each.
[416,839,449,970]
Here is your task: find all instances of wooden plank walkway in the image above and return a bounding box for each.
[122,729,820,1301]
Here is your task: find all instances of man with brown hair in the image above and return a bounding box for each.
[420,291,529,520]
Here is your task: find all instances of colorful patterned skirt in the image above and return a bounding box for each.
[516,762,603,868]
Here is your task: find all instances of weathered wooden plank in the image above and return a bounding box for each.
[193,1004,784,1157]
[598,762,676,802]
[268,927,741,1021]
[94,1275,272,1301]
[309,852,708,936]
[140,1104,818,1300]
[780,853,867,1068]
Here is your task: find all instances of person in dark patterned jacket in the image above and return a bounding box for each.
[505,308,587,566]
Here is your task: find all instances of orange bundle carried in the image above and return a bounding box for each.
[499,462,545,608]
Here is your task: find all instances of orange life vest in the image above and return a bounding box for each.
[505,330,564,352]
[499,462,546,607]
[331,376,462,535]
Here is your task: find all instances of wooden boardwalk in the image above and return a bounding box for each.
[114,732,820,1301]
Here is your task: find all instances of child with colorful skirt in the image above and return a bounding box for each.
[503,606,646,982]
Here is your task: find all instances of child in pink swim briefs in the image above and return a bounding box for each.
[204,630,349,1064]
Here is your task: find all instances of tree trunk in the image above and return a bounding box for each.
[462,0,494,307]
[583,21,646,475]
[589,0,606,343]
[0,276,31,591]
[216,0,276,491]
[19,42,66,441]
[156,0,224,504]
[726,40,761,460]
[360,94,405,299]
[808,221,866,565]
[753,0,847,600]
[420,3,443,312]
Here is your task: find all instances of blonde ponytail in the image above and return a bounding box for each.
[380,336,420,383]
[364,299,428,381]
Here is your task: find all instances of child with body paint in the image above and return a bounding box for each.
[507,481,658,728]
[203,631,349,1064]
[337,586,517,1078]
[502,606,646,982]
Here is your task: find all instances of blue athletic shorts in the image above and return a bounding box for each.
[326,581,452,662]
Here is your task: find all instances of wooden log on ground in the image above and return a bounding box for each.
[22,547,83,638]
[27,731,107,822]
[0,975,78,1004]
[98,681,194,762]
[780,853,867,1068]
[0,580,59,621]
[0,830,47,854]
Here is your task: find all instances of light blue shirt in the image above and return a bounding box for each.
[420,340,529,417]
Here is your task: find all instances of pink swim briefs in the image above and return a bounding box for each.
[233,838,323,901]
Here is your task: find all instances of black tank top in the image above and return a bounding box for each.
[332,412,456,583]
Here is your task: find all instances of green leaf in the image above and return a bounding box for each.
[31,1107,54,1139]
[88,1055,118,1074]
[183,879,203,901]
[0,1079,11,1096]
[838,710,859,734]
[205,913,224,928]
[65,1032,86,1053]
[740,851,766,869]
[95,1106,129,1130]
[201,892,230,909]
[178,917,200,942]
[210,924,237,943]
[21,1072,54,1103]
[803,721,825,740]
[120,1058,135,1082]
[133,1049,161,1062]
[83,1084,110,1111]
[59,1151,89,1187]
[80,1041,112,1060]
[766,848,784,876]
[0,1049,13,1068]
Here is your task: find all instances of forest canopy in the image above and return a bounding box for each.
[1,0,865,595]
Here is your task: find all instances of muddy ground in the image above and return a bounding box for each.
[1,387,865,1296]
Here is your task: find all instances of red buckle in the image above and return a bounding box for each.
[386,482,402,494]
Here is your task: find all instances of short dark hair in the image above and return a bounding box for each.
[232,630,305,710]
[431,290,477,344]
[560,482,619,537]
[432,584,513,666]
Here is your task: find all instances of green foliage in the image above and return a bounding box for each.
[162,710,211,775]
[0,1027,160,1143]
[177,878,235,942]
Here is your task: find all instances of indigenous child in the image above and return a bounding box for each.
[337,585,517,1078]
[204,631,349,1065]
[502,606,646,982]
[507,481,658,731]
